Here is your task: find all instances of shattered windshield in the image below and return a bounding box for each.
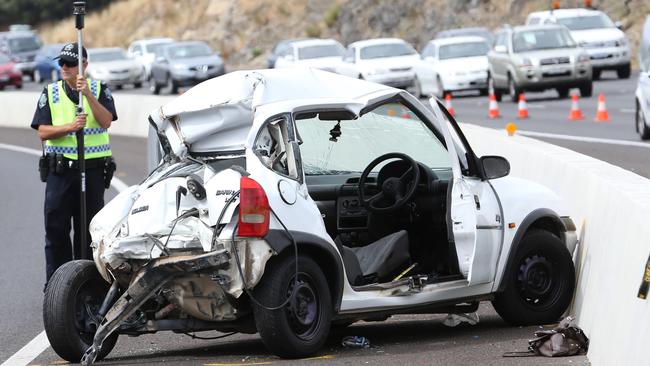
[295,102,451,175]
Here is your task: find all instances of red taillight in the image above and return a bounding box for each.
[237,177,270,237]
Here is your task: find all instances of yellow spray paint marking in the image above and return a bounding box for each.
[302,355,335,360]
[204,355,334,366]
[387,108,397,117]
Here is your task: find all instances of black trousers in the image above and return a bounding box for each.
[44,165,105,282]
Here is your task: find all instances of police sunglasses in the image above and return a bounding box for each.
[58,59,78,68]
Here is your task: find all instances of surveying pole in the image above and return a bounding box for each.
[73,1,88,260]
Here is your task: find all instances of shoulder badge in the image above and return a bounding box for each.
[38,92,47,109]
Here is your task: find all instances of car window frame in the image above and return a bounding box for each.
[253,113,304,184]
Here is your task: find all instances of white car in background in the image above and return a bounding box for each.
[86,48,145,89]
[635,15,650,140]
[526,8,631,79]
[273,38,344,73]
[336,38,420,89]
[127,37,174,79]
[416,36,490,98]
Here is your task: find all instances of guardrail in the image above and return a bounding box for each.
[1,91,648,365]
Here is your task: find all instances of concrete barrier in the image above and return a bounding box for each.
[2,91,649,365]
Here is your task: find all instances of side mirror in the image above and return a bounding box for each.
[481,155,510,179]
[494,45,507,53]
[614,21,623,30]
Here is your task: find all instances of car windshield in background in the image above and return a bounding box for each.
[8,36,41,52]
[296,102,451,175]
[360,43,416,60]
[439,42,489,60]
[557,14,614,30]
[41,45,63,58]
[146,42,170,54]
[298,44,343,60]
[0,53,10,63]
[91,51,127,62]
[168,44,212,59]
[513,29,576,52]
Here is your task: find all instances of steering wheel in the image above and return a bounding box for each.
[358,153,421,213]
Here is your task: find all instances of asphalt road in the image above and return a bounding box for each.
[2,70,643,366]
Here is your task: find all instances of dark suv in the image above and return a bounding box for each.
[0,31,43,81]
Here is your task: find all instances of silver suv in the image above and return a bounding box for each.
[488,25,592,102]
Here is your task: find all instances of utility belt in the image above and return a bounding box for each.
[39,153,116,188]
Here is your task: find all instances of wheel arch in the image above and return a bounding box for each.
[495,208,568,293]
[264,230,344,312]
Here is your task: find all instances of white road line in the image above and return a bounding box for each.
[620,108,636,113]
[0,143,128,366]
[518,130,650,148]
[0,331,49,366]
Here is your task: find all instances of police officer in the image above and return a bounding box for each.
[30,42,117,284]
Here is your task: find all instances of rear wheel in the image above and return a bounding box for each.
[492,230,575,326]
[253,255,332,358]
[579,82,593,98]
[637,100,650,140]
[592,69,601,80]
[134,82,142,89]
[556,87,570,99]
[508,76,521,103]
[43,260,118,362]
[617,64,631,79]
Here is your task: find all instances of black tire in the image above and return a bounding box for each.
[637,100,650,140]
[150,78,160,95]
[579,82,593,98]
[492,230,575,326]
[115,84,123,90]
[592,69,601,80]
[15,83,22,89]
[479,88,489,96]
[167,76,178,95]
[508,76,521,103]
[134,82,142,89]
[253,255,332,358]
[556,87,570,99]
[617,64,631,79]
[43,260,118,363]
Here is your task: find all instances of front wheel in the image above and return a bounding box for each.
[253,255,332,358]
[617,64,631,79]
[556,87,570,99]
[492,230,575,326]
[508,76,521,103]
[579,82,593,98]
[43,260,118,362]
[637,100,650,140]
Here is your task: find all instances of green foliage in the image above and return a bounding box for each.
[252,47,262,58]
[324,3,341,28]
[0,0,113,29]
[305,25,321,38]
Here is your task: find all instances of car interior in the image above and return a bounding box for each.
[253,100,464,289]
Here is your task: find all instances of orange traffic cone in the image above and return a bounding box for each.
[445,93,456,117]
[517,93,529,119]
[568,93,585,121]
[594,93,610,122]
[488,92,501,119]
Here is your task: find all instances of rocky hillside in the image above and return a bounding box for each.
[39,0,649,69]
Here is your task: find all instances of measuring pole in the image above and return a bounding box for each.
[73,1,88,260]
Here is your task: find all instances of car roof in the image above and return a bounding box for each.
[292,39,342,48]
[164,41,209,48]
[528,8,603,19]
[429,36,489,46]
[348,38,409,48]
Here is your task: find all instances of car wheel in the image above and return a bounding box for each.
[579,82,592,98]
[170,80,179,94]
[253,255,332,358]
[411,77,422,99]
[34,70,42,83]
[134,82,142,89]
[15,83,22,89]
[479,88,489,96]
[617,64,631,79]
[637,100,650,140]
[592,69,601,80]
[43,260,118,363]
[508,76,521,103]
[149,78,160,95]
[556,87,569,99]
[492,230,575,326]
[115,84,123,90]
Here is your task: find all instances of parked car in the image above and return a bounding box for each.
[42,68,577,364]
[267,38,312,68]
[273,38,344,72]
[635,15,650,140]
[526,8,631,79]
[86,48,145,89]
[127,38,174,79]
[0,52,23,90]
[33,43,65,83]
[0,30,42,81]
[488,24,592,102]
[416,36,490,98]
[435,26,495,46]
[336,38,420,89]
[150,41,225,95]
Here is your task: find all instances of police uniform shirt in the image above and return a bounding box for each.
[30,81,118,130]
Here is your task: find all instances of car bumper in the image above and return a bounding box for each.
[0,73,23,87]
[364,71,415,88]
[444,72,488,91]
[515,63,591,90]
[585,46,631,69]
[94,72,145,86]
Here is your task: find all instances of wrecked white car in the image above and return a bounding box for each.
[43,69,577,364]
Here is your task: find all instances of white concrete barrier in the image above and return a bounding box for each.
[2,91,649,365]
[461,124,650,366]
[0,91,171,137]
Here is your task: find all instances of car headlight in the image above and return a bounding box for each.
[173,64,189,70]
[577,53,590,63]
[616,37,628,47]
[518,57,533,68]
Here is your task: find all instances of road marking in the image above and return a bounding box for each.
[0,143,128,366]
[518,130,650,148]
[204,356,334,366]
[620,108,635,113]
[0,331,49,366]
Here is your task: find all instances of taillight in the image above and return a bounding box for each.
[237,177,270,237]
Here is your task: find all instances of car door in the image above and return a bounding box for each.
[429,100,503,285]
[489,32,509,88]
